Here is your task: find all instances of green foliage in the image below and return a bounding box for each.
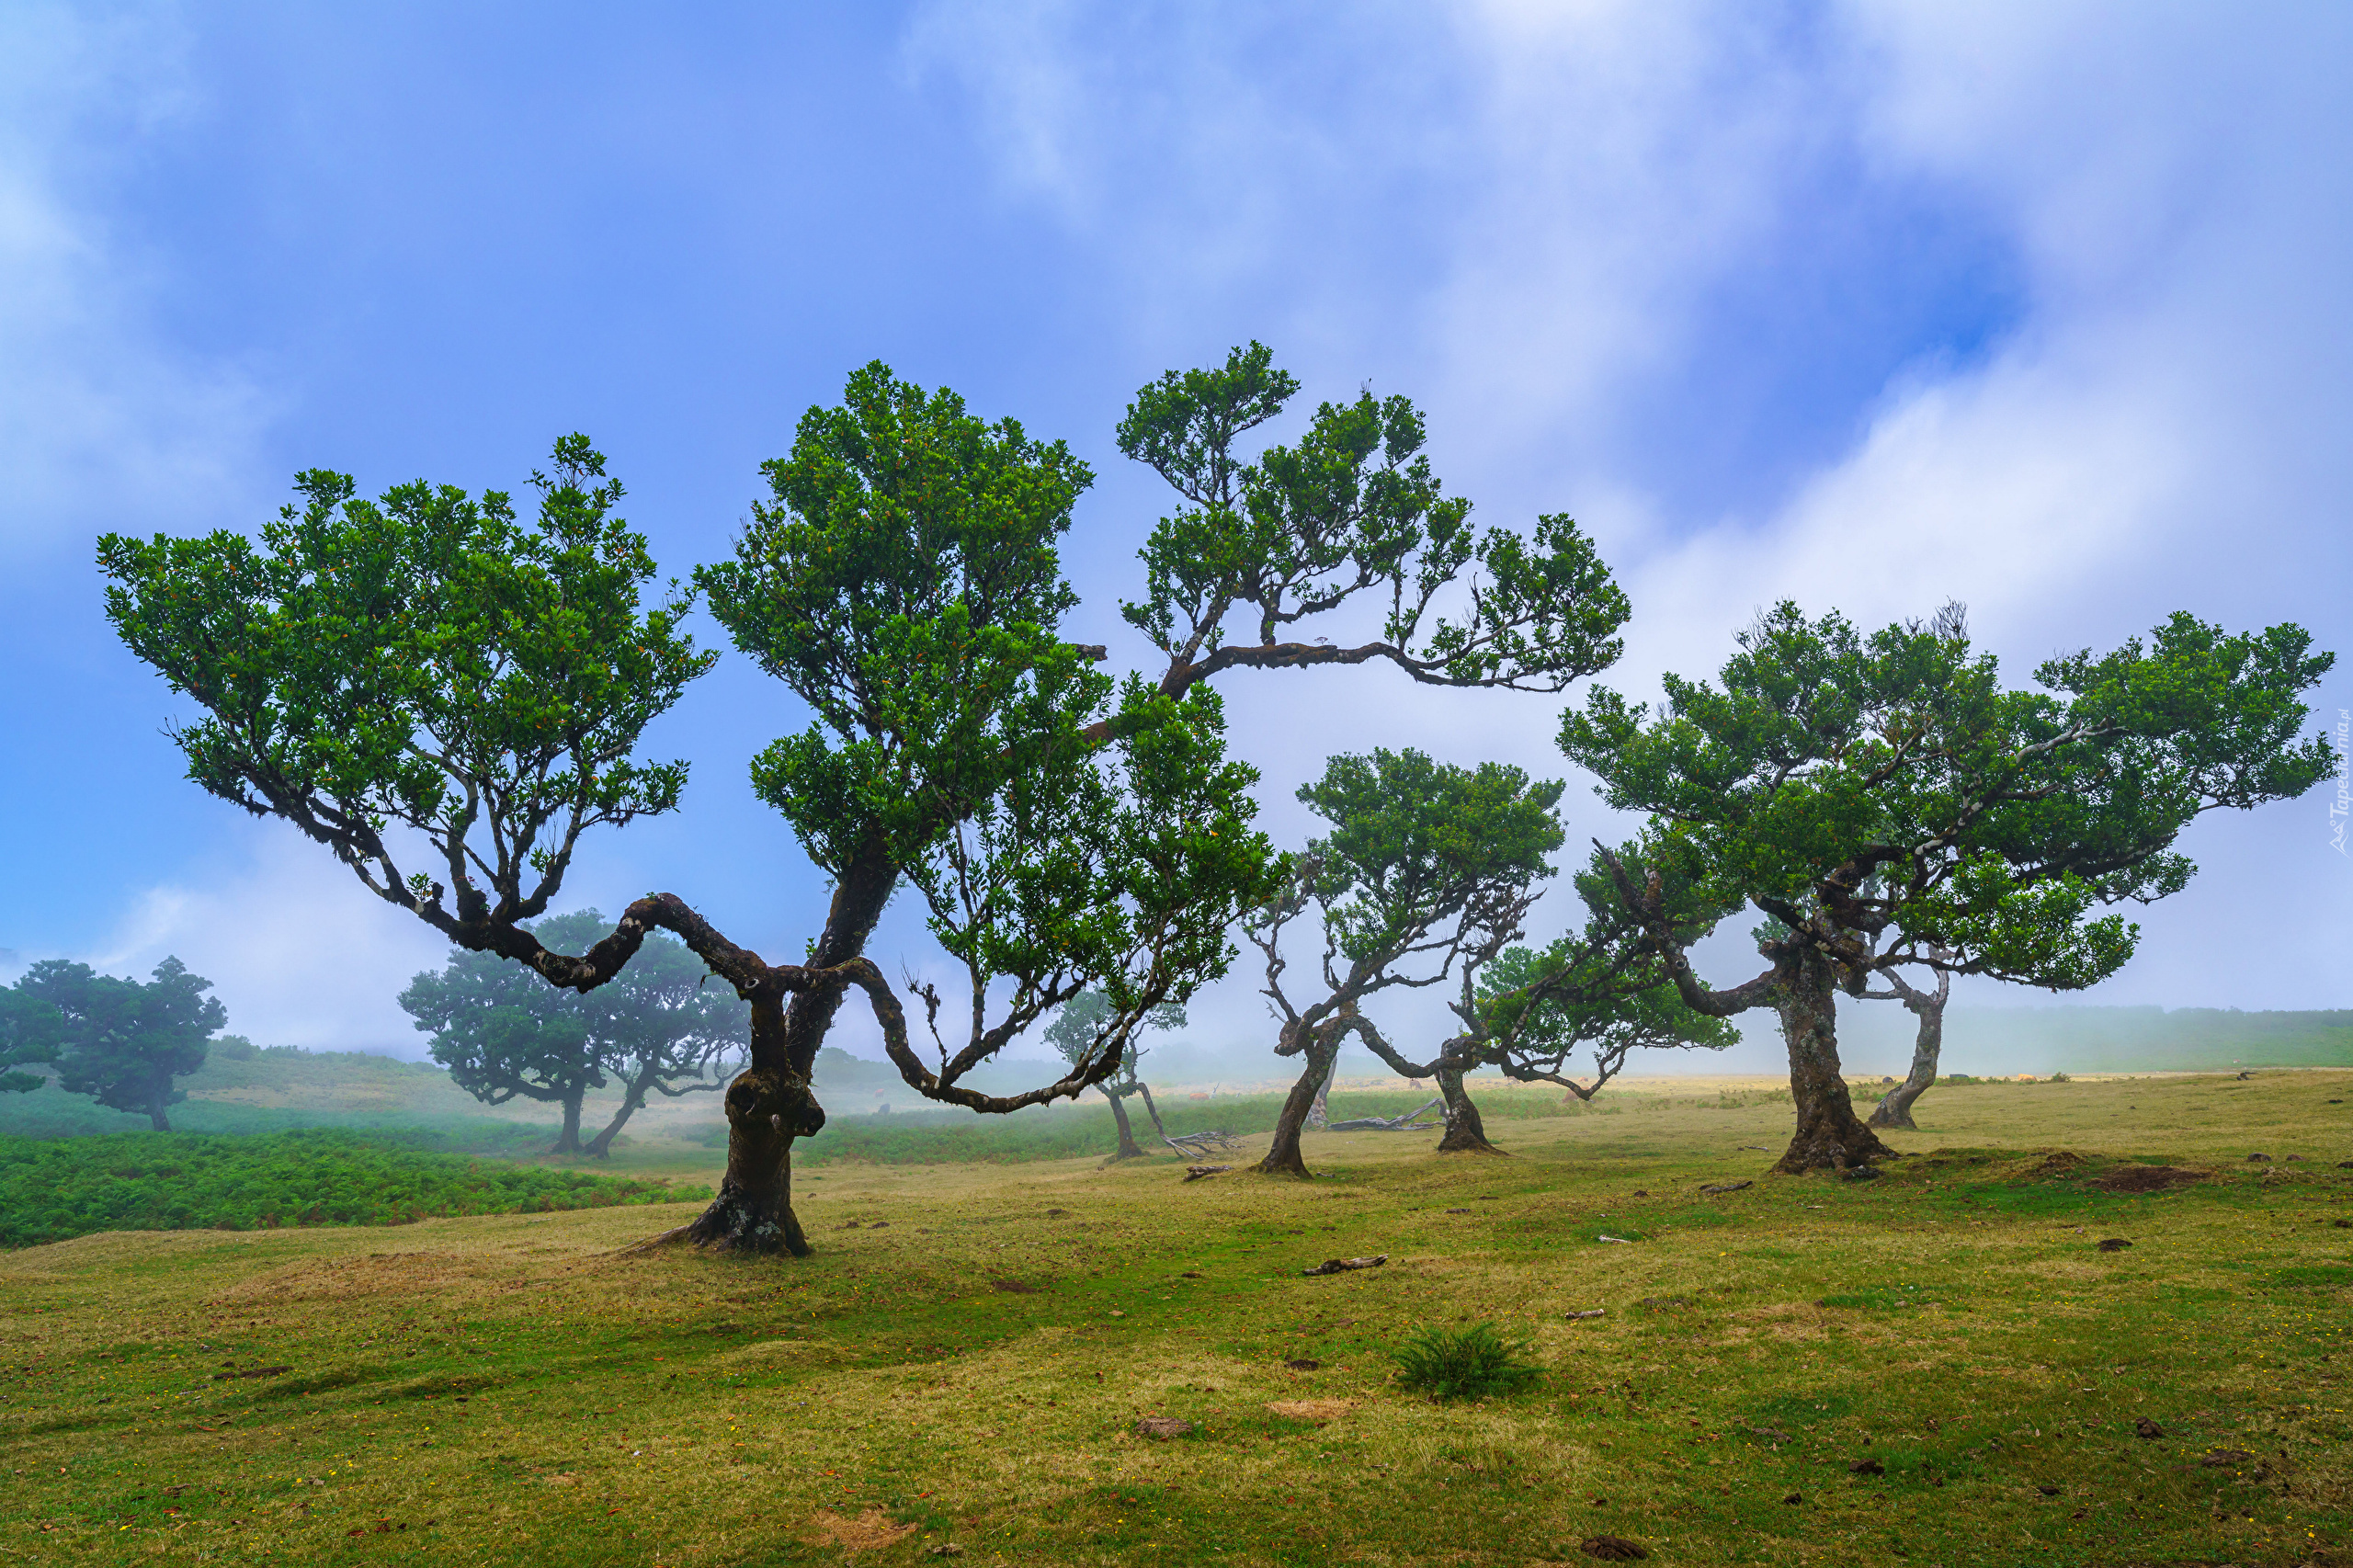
[8,957,223,1128]
[703,363,1282,1073]
[1558,603,2336,994]
[1475,938,1738,1078]
[402,909,749,1151]
[1389,1321,1543,1401]
[701,363,1092,877]
[0,1131,707,1248]
[1117,343,1629,690]
[1293,748,1564,971]
[402,937,597,1109]
[0,987,58,1095]
[97,437,712,939]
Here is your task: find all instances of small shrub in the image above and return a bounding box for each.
[1391,1322,1543,1401]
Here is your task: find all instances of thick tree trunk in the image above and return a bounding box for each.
[1434,1066,1505,1154]
[552,1093,585,1154]
[1257,1036,1337,1178]
[149,1106,171,1133]
[1772,949,1897,1174]
[1101,1086,1146,1159]
[684,990,828,1256]
[1305,1051,1341,1130]
[1868,994,1944,1131]
[680,845,894,1256]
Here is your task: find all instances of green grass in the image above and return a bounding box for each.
[0,1131,712,1246]
[1,1069,2347,1566]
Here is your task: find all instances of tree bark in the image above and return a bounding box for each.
[678,846,892,1256]
[1257,1033,1338,1178]
[1132,1081,1168,1142]
[1101,1086,1146,1159]
[148,1105,171,1133]
[1771,948,1897,1174]
[1433,1066,1505,1154]
[684,985,828,1256]
[553,1093,585,1154]
[1305,1051,1341,1130]
[1867,967,1949,1131]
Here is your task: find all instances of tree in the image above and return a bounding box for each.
[101,347,1631,1256]
[1044,990,1185,1159]
[10,958,224,1131]
[402,910,750,1155]
[1249,749,1564,1176]
[1334,846,1742,1153]
[551,911,753,1157]
[400,940,597,1152]
[0,988,62,1095]
[1561,602,2335,1174]
[1860,945,1951,1131]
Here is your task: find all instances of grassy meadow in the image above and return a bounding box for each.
[3,1070,2348,1567]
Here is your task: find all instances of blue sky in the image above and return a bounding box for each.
[4,3,2348,1073]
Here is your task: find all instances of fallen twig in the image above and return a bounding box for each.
[1564,1308,1606,1321]
[1302,1255,1388,1277]
[1182,1165,1232,1182]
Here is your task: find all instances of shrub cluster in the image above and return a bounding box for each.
[0,1131,710,1248]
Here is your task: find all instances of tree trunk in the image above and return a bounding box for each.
[1868,994,1945,1131]
[683,988,831,1255]
[680,846,893,1256]
[1772,949,1897,1174]
[585,1070,652,1158]
[1101,1085,1146,1159]
[1434,1066,1505,1154]
[1306,1051,1341,1130]
[552,1093,585,1154]
[1257,1035,1337,1178]
[1132,1081,1168,1142]
[149,1105,171,1133]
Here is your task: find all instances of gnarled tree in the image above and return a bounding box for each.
[1561,602,2334,1174]
[1862,946,1950,1131]
[1338,846,1741,1153]
[101,345,1631,1256]
[1250,748,1564,1175]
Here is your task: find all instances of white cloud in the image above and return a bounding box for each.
[91,828,449,1055]
[0,3,275,559]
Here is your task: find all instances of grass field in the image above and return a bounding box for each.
[4,1071,2348,1567]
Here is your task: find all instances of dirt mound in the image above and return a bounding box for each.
[2093,1165,2207,1194]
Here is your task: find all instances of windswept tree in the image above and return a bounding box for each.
[1045,990,1185,1159]
[554,911,754,1156]
[101,346,1630,1256]
[1561,602,2334,1174]
[1334,846,1741,1153]
[9,958,224,1131]
[1251,749,1564,1175]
